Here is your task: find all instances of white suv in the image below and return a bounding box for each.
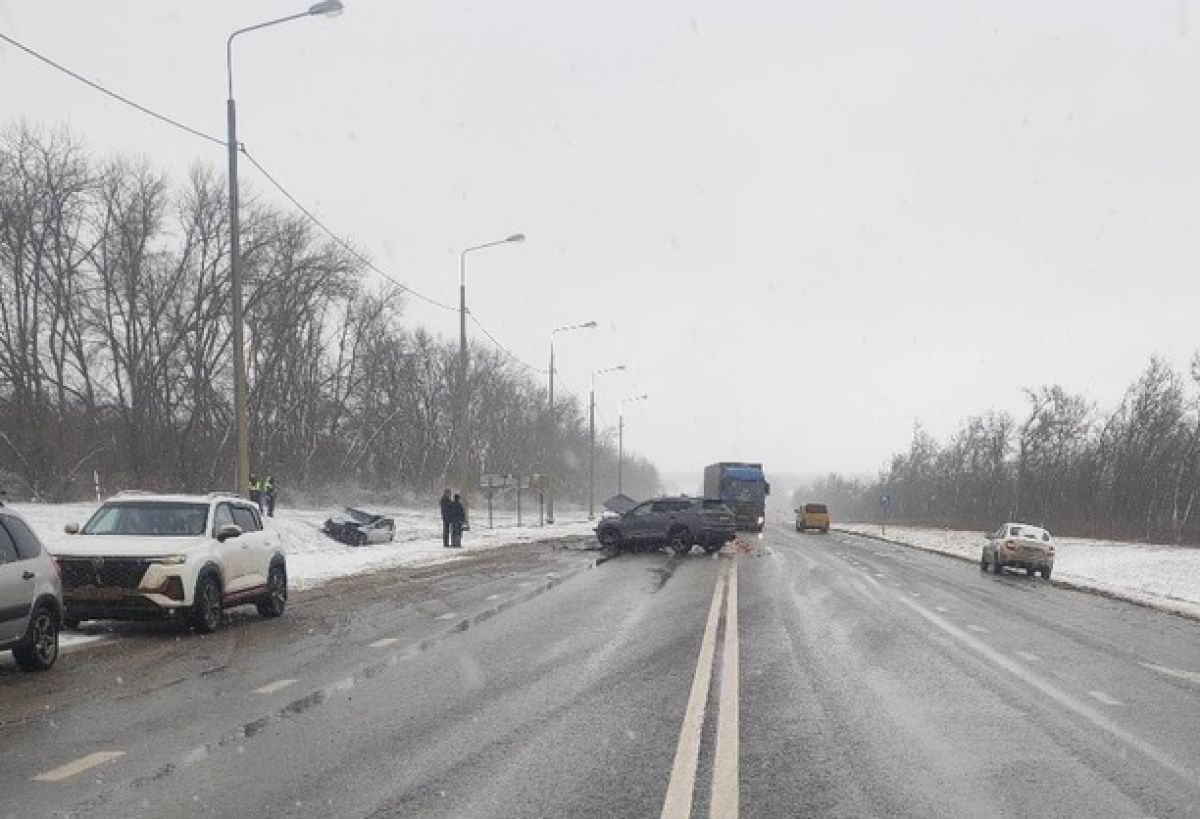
[56,493,287,633]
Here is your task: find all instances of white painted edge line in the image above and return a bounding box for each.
[253,678,298,695]
[1015,651,1042,663]
[34,751,125,782]
[436,612,458,621]
[711,559,740,818]
[485,594,501,601]
[660,564,728,819]
[934,606,950,613]
[1088,690,1123,706]
[369,637,399,649]
[1140,662,1200,686]
[893,595,1190,781]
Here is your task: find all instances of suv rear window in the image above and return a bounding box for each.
[805,504,828,514]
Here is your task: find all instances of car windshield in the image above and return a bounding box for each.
[82,502,209,536]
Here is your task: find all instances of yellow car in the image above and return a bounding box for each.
[795,503,830,533]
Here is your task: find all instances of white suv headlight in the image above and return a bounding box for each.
[148,554,188,565]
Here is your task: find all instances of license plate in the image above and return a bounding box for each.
[68,586,128,601]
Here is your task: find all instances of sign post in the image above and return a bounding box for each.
[880,494,891,536]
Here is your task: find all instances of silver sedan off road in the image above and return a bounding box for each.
[981,522,1056,578]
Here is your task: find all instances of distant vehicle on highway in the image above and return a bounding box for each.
[795,503,831,533]
[57,492,288,633]
[0,505,63,671]
[981,522,1056,578]
[323,508,396,547]
[703,462,770,532]
[594,497,737,557]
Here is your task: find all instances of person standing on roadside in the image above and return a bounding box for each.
[439,488,453,548]
[449,493,466,548]
[263,475,277,517]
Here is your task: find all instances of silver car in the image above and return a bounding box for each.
[981,522,1056,579]
[0,506,64,671]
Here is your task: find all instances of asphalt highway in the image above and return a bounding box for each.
[2,527,1197,818]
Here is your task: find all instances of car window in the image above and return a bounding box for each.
[213,503,235,534]
[0,521,19,564]
[1,516,42,560]
[629,503,654,517]
[650,502,672,513]
[231,506,261,532]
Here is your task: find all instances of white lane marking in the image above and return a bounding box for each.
[711,559,739,818]
[485,594,501,601]
[1140,662,1200,686]
[966,624,990,634]
[1015,651,1042,662]
[934,606,950,613]
[34,751,125,782]
[910,592,921,598]
[369,637,399,648]
[253,678,298,695]
[436,612,458,621]
[893,595,1190,782]
[660,565,728,819]
[1088,690,1123,706]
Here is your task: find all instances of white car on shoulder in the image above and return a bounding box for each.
[54,492,287,633]
[980,521,1056,579]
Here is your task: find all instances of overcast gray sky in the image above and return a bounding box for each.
[3,1,1199,477]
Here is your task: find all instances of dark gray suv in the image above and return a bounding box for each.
[0,506,64,671]
[594,497,737,557]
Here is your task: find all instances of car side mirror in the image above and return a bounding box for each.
[64,522,79,534]
[217,523,243,542]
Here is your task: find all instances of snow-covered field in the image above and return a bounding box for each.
[840,523,1200,620]
[8,501,597,593]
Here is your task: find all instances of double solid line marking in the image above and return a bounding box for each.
[661,558,740,819]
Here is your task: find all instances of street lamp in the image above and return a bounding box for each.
[455,233,525,515]
[617,394,650,496]
[589,365,626,519]
[226,0,344,497]
[546,320,597,524]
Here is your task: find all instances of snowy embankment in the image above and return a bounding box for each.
[839,523,1200,620]
[9,502,596,593]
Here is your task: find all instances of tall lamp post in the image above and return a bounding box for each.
[226,0,344,496]
[617,394,650,496]
[546,321,597,523]
[589,365,626,519]
[455,233,525,515]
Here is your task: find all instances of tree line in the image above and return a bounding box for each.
[0,123,659,505]
[802,356,1200,544]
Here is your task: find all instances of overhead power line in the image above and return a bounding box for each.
[0,27,542,367]
[0,30,225,147]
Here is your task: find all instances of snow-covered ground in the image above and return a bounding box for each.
[839,523,1200,620]
[8,501,597,593]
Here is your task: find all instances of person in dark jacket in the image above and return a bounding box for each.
[449,494,466,548]
[439,488,453,548]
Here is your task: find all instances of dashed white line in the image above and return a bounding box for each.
[934,606,950,613]
[34,751,125,782]
[1088,690,1123,706]
[485,594,501,601]
[436,612,458,621]
[1140,662,1200,686]
[1015,651,1042,663]
[966,624,990,634]
[253,678,298,695]
[368,637,399,648]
